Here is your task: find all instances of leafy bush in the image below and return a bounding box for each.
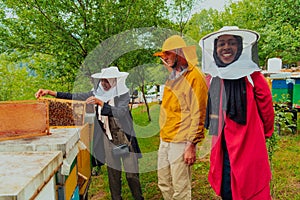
[267,94,297,162]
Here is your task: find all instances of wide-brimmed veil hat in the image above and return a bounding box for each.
[199,26,260,79]
[154,35,198,66]
[92,66,129,101]
[200,26,259,46]
[91,66,128,79]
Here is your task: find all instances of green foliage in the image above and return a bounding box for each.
[166,0,198,34]
[184,9,217,41]
[0,52,71,101]
[1,0,300,98]
[0,0,171,93]
[267,97,297,162]
[186,0,300,67]
[274,93,297,135]
[0,56,36,100]
[260,0,300,64]
[266,127,279,163]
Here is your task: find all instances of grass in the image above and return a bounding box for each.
[88,103,300,200]
[270,134,300,199]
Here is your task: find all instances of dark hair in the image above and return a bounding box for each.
[213,35,243,67]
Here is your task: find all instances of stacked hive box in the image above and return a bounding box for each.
[292,79,300,108]
[0,127,81,200]
[41,98,92,200]
[0,100,63,199]
[0,151,63,200]
[272,79,293,103]
[292,78,300,134]
[0,99,93,200]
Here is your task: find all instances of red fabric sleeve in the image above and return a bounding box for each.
[251,71,275,138]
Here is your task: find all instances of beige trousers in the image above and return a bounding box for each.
[157,140,192,200]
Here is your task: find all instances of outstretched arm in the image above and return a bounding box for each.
[35,89,57,98]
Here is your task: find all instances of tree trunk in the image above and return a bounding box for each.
[141,85,151,122]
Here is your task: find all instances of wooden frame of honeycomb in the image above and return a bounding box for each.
[40,98,86,127]
[0,100,50,141]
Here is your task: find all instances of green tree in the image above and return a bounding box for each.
[167,0,200,34]
[0,0,169,93]
[260,0,300,65]
[0,53,36,100]
[0,51,69,100]
[184,8,217,42]
[187,0,300,67]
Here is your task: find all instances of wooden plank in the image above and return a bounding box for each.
[65,163,78,200]
[78,149,91,195]
[79,123,91,150]
[78,123,92,195]
[0,100,50,141]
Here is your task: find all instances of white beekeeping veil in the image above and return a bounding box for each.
[199,26,261,79]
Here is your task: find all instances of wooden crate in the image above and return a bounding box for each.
[77,123,92,196]
[40,98,86,127]
[0,100,50,141]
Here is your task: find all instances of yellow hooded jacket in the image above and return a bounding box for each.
[157,35,208,144]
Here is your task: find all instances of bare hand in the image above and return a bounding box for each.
[184,142,196,166]
[86,96,103,107]
[35,89,48,99]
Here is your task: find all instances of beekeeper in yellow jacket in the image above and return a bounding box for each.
[154,35,208,200]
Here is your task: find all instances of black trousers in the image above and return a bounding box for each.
[107,166,144,200]
[221,138,233,200]
[104,134,144,200]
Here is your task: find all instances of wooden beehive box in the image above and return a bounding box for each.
[40,98,86,127]
[0,100,50,141]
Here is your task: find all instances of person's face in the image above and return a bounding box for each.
[100,79,111,91]
[216,35,239,64]
[161,50,177,67]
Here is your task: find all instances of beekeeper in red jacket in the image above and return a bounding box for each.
[200,26,275,200]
